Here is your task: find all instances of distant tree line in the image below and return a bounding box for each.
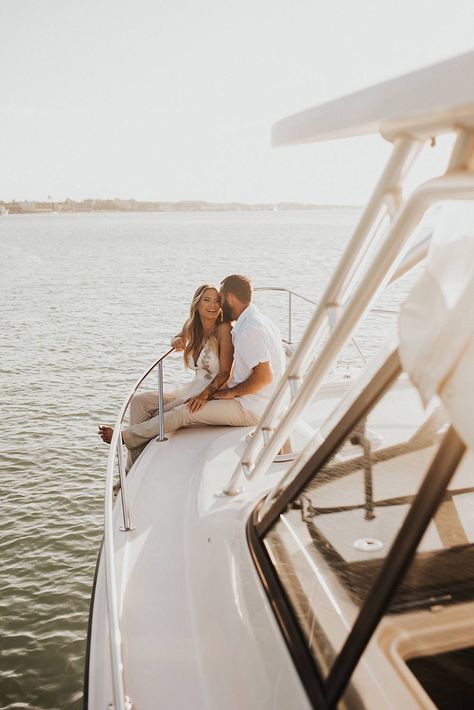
[0,198,356,213]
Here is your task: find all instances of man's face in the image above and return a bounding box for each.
[219,289,234,322]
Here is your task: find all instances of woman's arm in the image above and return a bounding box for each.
[187,323,234,412]
[171,330,186,351]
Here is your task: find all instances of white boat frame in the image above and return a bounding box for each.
[92,51,474,710]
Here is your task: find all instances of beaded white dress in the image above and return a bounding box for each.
[164,340,220,411]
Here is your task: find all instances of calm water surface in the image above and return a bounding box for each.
[0,210,413,709]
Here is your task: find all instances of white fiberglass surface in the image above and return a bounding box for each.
[263,374,474,679]
[90,424,313,710]
[272,51,474,145]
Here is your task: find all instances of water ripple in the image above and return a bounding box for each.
[0,210,417,708]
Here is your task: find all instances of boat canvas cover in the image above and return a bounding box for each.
[399,202,474,450]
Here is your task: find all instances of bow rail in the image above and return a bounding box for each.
[103,347,174,710]
[254,285,398,364]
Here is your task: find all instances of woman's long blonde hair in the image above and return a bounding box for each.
[182,284,222,368]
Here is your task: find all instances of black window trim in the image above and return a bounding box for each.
[325,425,465,706]
[247,346,467,708]
[247,504,330,710]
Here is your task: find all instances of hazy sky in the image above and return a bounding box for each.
[1,0,473,203]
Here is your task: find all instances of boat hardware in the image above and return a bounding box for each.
[353,538,383,552]
[225,151,474,498]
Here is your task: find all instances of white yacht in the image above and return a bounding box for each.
[85,51,474,709]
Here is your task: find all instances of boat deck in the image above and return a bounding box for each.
[88,423,311,709]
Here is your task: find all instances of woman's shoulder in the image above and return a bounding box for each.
[217,321,232,337]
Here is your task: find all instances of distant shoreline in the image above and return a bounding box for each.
[0,199,362,215]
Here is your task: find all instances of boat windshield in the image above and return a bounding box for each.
[260,359,474,681]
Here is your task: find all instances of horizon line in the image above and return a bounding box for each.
[0,197,363,208]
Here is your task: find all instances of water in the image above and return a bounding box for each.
[0,210,411,709]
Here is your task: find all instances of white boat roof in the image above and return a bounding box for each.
[272,51,474,146]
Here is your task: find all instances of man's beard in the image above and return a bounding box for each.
[222,302,233,322]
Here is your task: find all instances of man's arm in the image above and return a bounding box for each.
[213,360,273,399]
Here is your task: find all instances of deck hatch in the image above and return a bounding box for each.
[249,350,472,708]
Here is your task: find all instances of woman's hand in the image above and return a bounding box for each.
[186,391,209,413]
[171,335,186,351]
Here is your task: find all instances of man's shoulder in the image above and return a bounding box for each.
[248,308,281,336]
[240,321,267,337]
[245,306,270,327]
[240,313,283,348]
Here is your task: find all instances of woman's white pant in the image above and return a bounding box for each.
[123,397,259,459]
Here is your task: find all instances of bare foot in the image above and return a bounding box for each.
[98,425,114,444]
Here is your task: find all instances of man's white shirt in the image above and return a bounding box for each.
[229,304,286,417]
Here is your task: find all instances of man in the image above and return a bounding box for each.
[100,274,285,456]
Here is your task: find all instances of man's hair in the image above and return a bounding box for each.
[220,274,253,304]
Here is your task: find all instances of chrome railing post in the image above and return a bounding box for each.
[288,290,292,343]
[117,442,134,532]
[104,427,129,710]
[156,360,168,442]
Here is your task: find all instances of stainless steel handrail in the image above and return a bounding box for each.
[103,347,174,710]
[248,174,474,490]
[234,173,474,497]
[254,285,397,363]
[255,286,317,344]
[221,130,474,497]
[219,138,420,497]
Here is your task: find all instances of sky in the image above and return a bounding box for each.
[1,0,473,204]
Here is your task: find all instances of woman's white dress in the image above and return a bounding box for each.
[126,340,221,468]
[164,340,220,411]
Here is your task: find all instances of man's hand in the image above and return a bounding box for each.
[213,388,236,400]
[186,391,209,412]
[171,335,186,351]
[214,362,272,400]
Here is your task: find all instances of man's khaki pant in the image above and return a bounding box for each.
[122,398,259,452]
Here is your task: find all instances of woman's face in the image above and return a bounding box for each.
[197,288,221,322]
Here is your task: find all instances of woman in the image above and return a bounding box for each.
[168,283,233,412]
[99,284,233,468]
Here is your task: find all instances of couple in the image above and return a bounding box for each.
[99,274,285,468]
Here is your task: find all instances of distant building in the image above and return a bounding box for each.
[32,201,56,212]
